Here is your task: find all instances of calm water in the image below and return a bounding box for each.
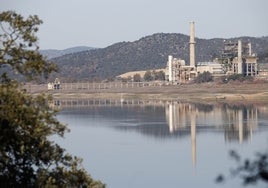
[56,100,268,188]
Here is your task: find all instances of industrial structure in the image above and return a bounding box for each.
[189,21,196,67]
[165,21,259,83]
[165,21,197,83]
[214,40,258,76]
[196,62,223,75]
[48,78,61,90]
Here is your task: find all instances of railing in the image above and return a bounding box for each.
[59,82,165,91]
[25,81,168,93]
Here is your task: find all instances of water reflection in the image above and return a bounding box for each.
[165,103,259,143]
[165,102,260,167]
[56,99,268,188]
[55,99,265,144]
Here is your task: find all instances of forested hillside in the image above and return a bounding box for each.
[41,46,95,59]
[50,34,268,81]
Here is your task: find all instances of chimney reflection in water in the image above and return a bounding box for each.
[165,102,259,168]
[190,110,196,168]
[54,99,259,167]
[166,103,197,168]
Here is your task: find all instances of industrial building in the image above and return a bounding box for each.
[165,55,197,83]
[165,22,258,83]
[48,78,61,90]
[214,40,258,76]
[196,62,223,75]
[165,21,197,83]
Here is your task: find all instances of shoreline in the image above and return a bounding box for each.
[42,82,268,105]
[52,92,268,104]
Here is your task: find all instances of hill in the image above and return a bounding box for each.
[41,46,95,59]
[50,34,268,81]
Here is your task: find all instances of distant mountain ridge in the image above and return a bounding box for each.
[41,46,95,59]
[50,34,268,81]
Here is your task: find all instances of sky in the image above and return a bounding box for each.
[1,0,268,49]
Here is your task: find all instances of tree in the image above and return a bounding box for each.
[155,70,165,81]
[143,70,153,81]
[133,73,141,82]
[216,150,268,186]
[0,11,56,81]
[222,74,254,83]
[0,11,105,187]
[195,71,213,83]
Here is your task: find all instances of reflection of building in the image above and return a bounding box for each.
[165,103,259,141]
[224,108,258,143]
[166,103,188,132]
[165,103,198,167]
[165,103,224,133]
[190,111,196,168]
[165,102,259,167]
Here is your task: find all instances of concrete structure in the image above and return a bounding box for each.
[165,55,186,82]
[164,22,259,84]
[165,39,259,83]
[215,40,258,76]
[165,22,197,83]
[196,62,224,75]
[168,55,173,81]
[237,40,243,74]
[189,21,195,67]
[48,78,61,90]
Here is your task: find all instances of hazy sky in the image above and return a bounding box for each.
[1,0,268,49]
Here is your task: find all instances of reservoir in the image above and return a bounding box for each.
[56,100,268,188]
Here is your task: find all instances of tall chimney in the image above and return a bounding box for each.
[248,43,252,56]
[238,40,242,74]
[189,21,195,67]
[168,55,173,82]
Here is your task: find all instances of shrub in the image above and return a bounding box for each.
[195,71,213,83]
[223,74,254,83]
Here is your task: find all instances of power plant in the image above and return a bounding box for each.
[165,22,259,83]
[165,22,197,83]
[117,21,262,83]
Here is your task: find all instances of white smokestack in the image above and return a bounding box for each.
[238,40,242,74]
[238,40,242,59]
[168,55,173,82]
[189,21,195,67]
[248,43,252,56]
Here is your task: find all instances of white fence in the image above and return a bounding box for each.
[59,82,165,91]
